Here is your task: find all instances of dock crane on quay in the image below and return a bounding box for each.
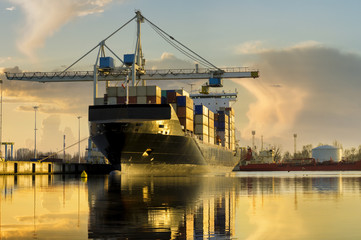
[5,11,259,170]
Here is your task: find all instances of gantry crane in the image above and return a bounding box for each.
[5,11,259,104]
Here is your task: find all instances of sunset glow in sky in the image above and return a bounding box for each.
[1,0,361,155]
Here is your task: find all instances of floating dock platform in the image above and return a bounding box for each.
[0,161,116,175]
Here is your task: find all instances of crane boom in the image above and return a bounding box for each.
[5,67,258,83]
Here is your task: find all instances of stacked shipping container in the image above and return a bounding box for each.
[208,110,215,144]
[225,107,236,151]
[194,105,209,143]
[95,86,235,149]
[101,86,161,105]
[216,111,229,148]
[176,95,194,132]
[214,107,235,150]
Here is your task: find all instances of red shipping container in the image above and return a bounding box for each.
[166,91,181,103]
[128,96,137,104]
[177,106,193,119]
[117,96,126,104]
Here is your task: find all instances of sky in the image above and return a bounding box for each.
[1,0,361,156]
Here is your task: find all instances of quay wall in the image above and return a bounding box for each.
[0,161,115,175]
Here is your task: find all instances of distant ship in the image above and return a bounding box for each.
[237,147,361,171]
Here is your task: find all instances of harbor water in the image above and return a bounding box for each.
[1,172,361,239]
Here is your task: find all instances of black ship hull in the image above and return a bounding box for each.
[89,104,239,174]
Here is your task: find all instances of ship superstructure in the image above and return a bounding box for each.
[5,11,259,173]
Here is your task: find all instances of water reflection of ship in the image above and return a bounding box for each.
[87,175,238,239]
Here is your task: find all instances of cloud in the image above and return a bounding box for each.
[147,52,195,69]
[8,0,114,59]
[235,43,361,150]
[5,6,15,11]
[0,57,12,65]
[1,66,93,116]
[236,41,269,54]
[236,40,322,55]
[146,52,204,91]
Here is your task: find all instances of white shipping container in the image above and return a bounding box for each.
[107,96,117,105]
[195,124,209,135]
[129,86,137,96]
[136,86,147,96]
[209,127,215,137]
[195,114,209,126]
[202,135,209,143]
[208,110,214,120]
[117,87,126,96]
[107,87,117,97]
[146,85,161,97]
[209,119,214,129]
[137,96,147,104]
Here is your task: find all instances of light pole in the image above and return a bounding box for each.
[293,133,297,157]
[0,78,3,160]
[77,116,81,163]
[33,106,39,159]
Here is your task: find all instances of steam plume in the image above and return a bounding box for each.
[235,42,361,149]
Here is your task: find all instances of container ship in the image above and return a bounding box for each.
[237,146,361,171]
[89,85,242,174]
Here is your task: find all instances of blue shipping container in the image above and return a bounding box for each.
[195,105,207,115]
[124,54,135,65]
[194,105,202,115]
[99,57,114,69]
[217,121,226,130]
[176,96,187,107]
[161,96,167,104]
[209,78,223,87]
[219,114,226,122]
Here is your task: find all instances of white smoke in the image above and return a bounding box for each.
[234,42,361,150]
[9,0,114,59]
[237,79,308,139]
